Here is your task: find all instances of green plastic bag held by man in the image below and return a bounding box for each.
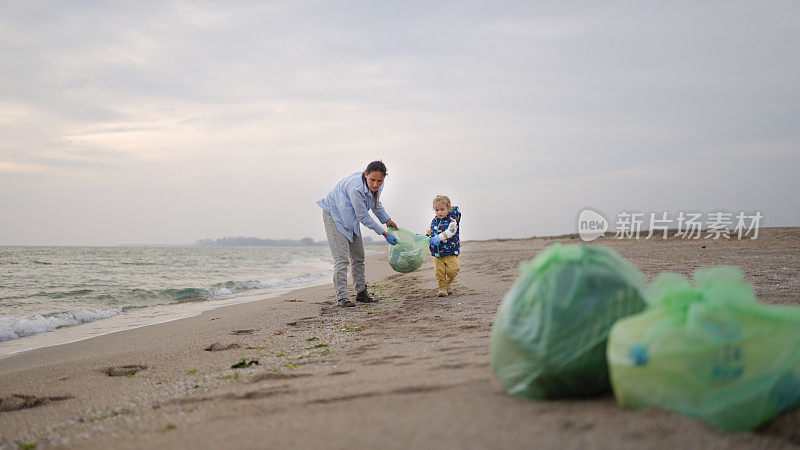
[608,266,800,431]
[387,228,429,273]
[491,243,648,399]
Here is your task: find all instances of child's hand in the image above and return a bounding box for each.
[430,235,441,245]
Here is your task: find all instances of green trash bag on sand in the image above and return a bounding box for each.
[608,266,800,431]
[387,228,429,273]
[490,243,648,399]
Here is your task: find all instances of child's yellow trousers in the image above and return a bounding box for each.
[434,255,460,290]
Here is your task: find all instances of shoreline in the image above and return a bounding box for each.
[0,245,389,357]
[1,230,799,448]
[0,248,392,372]
[0,275,336,359]
[0,244,355,355]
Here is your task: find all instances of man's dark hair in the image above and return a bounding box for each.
[365,160,387,176]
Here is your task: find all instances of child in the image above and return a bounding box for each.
[426,195,461,297]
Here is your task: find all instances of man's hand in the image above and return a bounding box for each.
[385,219,398,230]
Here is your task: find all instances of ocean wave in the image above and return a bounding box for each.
[123,273,330,304]
[0,308,123,342]
[46,289,94,299]
[210,274,328,296]
[0,274,329,341]
[170,273,330,302]
[167,288,212,303]
[0,289,97,301]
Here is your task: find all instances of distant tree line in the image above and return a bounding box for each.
[195,236,321,246]
[195,235,375,246]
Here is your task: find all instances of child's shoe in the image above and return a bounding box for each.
[446,289,453,295]
[437,289,448,297]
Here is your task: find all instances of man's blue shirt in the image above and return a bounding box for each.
[317,172,391,242]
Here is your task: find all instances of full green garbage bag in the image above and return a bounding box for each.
[608,266,800,431]
[387,228,429,273]
[490,243,648,399]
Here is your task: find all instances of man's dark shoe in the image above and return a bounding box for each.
[355,290,378,303]
[338,299,356,307]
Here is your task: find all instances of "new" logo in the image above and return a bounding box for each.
[577,208,608,242]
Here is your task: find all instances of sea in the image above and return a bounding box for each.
[0,246,336,357]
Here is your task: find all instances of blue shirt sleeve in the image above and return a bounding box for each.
[347,185,386,236]
[373,197,390,224]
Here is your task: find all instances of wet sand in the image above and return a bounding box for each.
[1,228,800,449]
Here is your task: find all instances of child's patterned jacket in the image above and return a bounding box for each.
[429,206,461,257]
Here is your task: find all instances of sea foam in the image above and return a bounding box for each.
[0,308,122,342]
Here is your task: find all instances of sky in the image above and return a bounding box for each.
[1,0,798,246]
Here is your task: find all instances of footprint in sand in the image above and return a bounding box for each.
[0,394,73,412]
[363,355,406,366]
[204,342,241,351]
[103,365,148,376]
[231,329,255,335]
[250,372,313,382]
[307,385,449,405]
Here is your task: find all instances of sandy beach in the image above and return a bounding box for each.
[2,228,800,449]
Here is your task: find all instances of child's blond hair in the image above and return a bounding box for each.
[432,195,451,209]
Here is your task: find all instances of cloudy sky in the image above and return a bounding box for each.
[1,1,798,245]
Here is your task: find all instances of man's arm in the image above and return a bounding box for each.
[373,197,390,224]
[348,189,385,235]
